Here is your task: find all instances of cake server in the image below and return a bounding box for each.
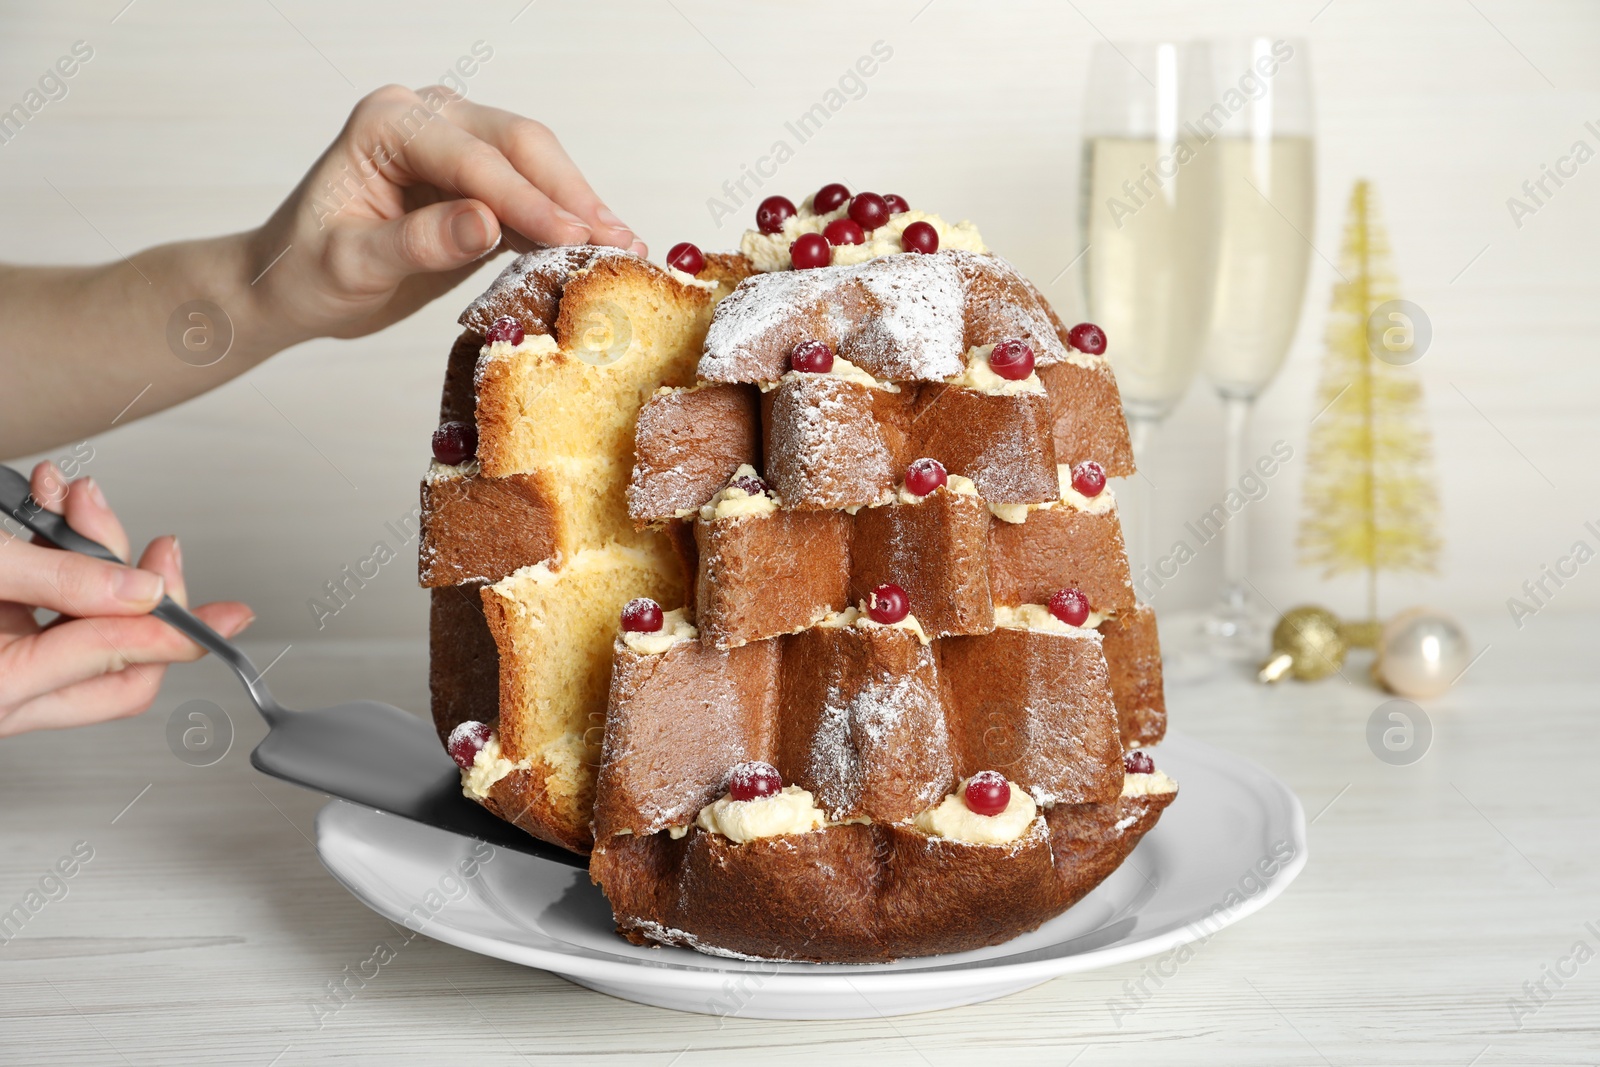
[0,465,584,868]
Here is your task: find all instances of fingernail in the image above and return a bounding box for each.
[117,568,164,605]
[86,479,108,509]
[554,207,590,231]
[232,612,257,635]
[629,239,648,257]
[596,207,626,228]
[170,536,183,572]
[450,208,494,254]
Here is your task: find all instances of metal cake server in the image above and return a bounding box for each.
[1,465,583,868]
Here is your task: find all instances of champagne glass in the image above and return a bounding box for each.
[1079,41,1221,573]
[1196,37,1316,656]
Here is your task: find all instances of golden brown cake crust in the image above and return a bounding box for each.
[693,511,850,649]
[627,384,761,525]
[590,788,1175,964]
[419,470,561,588]
[427,583,499,744]
[1101,602,1167,748]
[847,489,994,639]
[987,505,1135,617]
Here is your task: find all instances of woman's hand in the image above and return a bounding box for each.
[246,84,646,346]
[0,463,254,738]
[1,86,646,456]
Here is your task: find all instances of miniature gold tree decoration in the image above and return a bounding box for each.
[1297,180,1440,638]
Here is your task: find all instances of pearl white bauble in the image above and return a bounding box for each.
[1376,608,1471,699]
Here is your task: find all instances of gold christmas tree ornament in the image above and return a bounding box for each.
[1258,605,1348,682]
[1298,181,1441,628]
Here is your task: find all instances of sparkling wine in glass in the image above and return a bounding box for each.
[1079,40,1221,573]
[1196,37,1316,656]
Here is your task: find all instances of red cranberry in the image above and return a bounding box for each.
[848,192,891,232]
[1048,587,1090,627]
[883,193,910,214]
[727,760,783,802]
[485,316,524,345]
[867,583,909,625]
[1071,460,1106,498]
[965,771,1011,817]
[666,241,705,275]
[901,220,939,255]
[447,720,492,770]
[728,471,769,497]
[813,183,850,214]
[1068,322,1107,355]
[904,457,948,497]
[823,218,866,246]
[756,195,796,235]
[621,597,664,634]
[432,421,478,465]
[988,339,1035,380]
[1124,750,1155,775]
[789,232,831,270]
[789,339,835,374]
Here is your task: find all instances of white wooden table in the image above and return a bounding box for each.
[3,617,1596,1065]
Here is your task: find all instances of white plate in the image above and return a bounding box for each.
[314,731,1306,1019]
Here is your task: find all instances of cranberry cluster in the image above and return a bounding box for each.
[749,184,930,270]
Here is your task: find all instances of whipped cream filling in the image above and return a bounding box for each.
[947,343,1046,396]
[667,266,720,291]
[621,607,698,655]
[1122,770,1179,797]
[758,354,899,393]
[896,472,979,506]
[818,604,932,645]
[695,785,827,843]
[426,458,480,482]
[988,464,1116,524]
[914,776,1039,845]
[699,464,782,520]
[480,332,560,364]
[740,203,987,273]
[461,735,531,801]
[993,603,1111,634]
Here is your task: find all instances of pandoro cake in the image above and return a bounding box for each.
[420,185,1173,961]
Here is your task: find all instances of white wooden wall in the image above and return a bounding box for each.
[3,0,1597,646]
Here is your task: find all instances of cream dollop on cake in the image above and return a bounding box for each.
[695,785,827,842]
[993,603,1111,634]
[621,607,698,654]
[461,735,531,800]
[741,200,986,272]
[817,604,933,645]
[947,343,1046,396]
[914,776,1038,844]
[1122,770,1179,797]
[699,465,781,520]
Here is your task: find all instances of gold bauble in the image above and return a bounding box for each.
[1375,608,1471,698]
[1258,605,1348,682]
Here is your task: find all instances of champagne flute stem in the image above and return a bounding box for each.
[1127,413,1159,586]
[1220,394,1253,610]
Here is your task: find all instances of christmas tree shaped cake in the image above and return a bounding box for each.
[422,189,1175,961]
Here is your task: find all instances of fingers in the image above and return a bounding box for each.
[0,663,171,737]
[0,535,165,619]
[29,464,132,563]
[442,99,645,255]
[331,199,502,292]
[138,535,187,609]
[0,600,253,712]
[346,86,594,246]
